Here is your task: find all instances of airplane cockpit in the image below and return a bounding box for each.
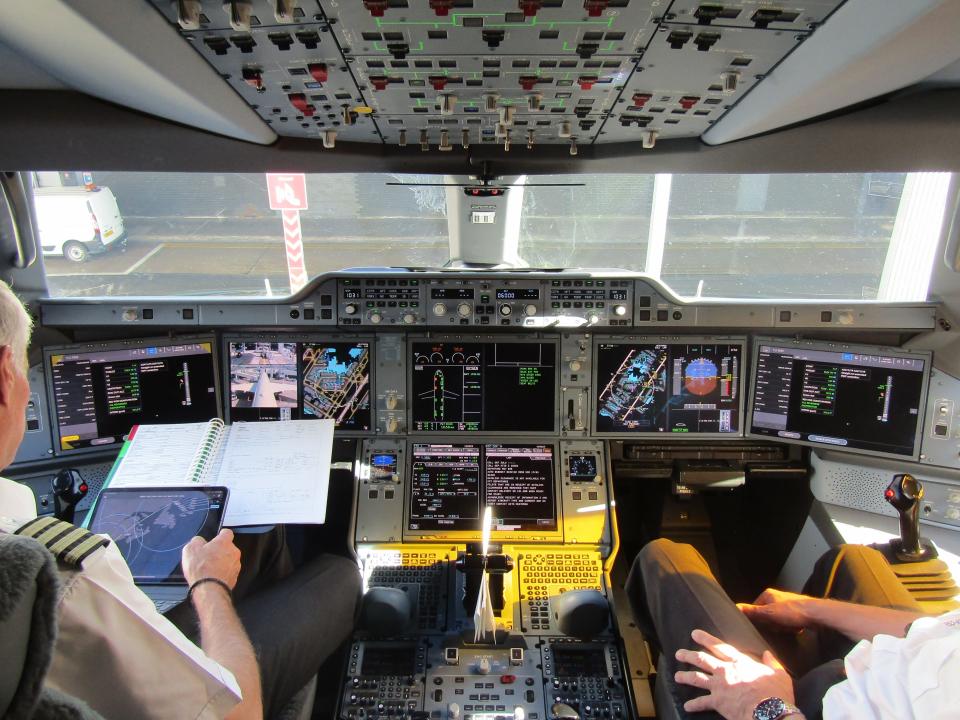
[3,2,960,719]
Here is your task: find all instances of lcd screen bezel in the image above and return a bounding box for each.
[402,438,563,543]
[590,335,747,439]
[221,333,375,434]
[44,335,221,458]
[406,335,560,436]
[746,337,932,461]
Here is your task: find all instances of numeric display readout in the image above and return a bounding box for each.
[411,342,556,432]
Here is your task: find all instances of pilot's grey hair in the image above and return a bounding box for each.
[0,280,32,373]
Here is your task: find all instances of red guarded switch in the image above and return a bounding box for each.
[242,67,264,92]
[519,75,538,91]
[429,76,448,91]
[632,92,652,106]
[370,76,389,91]
[520,0,542,16]
[363,0,388,17]
[308,63,328,83]
[679,95,700,109]
[584,0,609,17]
[429,0,454,16]
[577,76,598,90]
[288,93,315,117]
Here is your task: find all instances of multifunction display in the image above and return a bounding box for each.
[595,342,743,434]
[408,443,556,532]
[411,342,556,432]
[750,342,929,458]
[49,340,218,453]
[227,340,370,429]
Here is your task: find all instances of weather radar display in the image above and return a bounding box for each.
[301,342,371,430]
[595,342,742,434]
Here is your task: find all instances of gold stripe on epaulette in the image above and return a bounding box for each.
[15,517,109,567]
[16,515,59,538]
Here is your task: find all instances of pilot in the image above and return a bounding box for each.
[628,538,960,720]
[0,280,361,719]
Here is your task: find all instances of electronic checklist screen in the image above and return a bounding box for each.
[407,443,557,533]
[410,341,557,433]
[749,340,930,459]
[48,338,219,454]
[594,339,744,435]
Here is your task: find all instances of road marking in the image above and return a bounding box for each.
[123,243,166,275]
[46,243,168,277]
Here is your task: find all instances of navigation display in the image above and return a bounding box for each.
[749,341,930,458]
[301,342,371,430]
[410,341,556,432]
[408,443,557,533]
[49,339,219,454]
[226,339,371,428]
[595,341,743,435]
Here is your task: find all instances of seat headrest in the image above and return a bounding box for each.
[0,533,60,718]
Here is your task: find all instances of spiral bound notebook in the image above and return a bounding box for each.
[99,418,334,526]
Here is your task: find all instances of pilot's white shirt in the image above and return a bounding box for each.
[0,477,241,719]
[823,607,960,719]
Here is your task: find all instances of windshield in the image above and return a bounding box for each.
[33,171,951,301]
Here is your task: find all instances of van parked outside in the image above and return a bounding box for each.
[33,186,127,262]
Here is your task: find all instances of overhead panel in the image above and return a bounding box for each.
[665,1,840,31]
[146,0,849,148]
[602,21,803,141]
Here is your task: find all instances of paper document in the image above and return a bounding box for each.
[216,420,333,526]
[474,507,497,642]
[100,419,335,526]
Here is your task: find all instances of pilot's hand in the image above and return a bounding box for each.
[674,629,797,720]
[738,588,817,632]
[182,528,242,590]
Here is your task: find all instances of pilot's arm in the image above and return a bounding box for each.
[182,528,263,720]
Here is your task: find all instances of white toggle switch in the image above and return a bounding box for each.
[477,658,491,675]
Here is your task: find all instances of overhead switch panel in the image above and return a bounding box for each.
[147,0,847,146]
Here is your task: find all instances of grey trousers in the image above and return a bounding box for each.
[625,539,920,720]
[169,527,362,718]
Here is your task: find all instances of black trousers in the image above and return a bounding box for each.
[168,527,362,719]
[625,539,920,720]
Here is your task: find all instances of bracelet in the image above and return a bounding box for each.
[188,577,233,602]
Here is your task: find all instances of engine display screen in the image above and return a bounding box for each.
[595,341,744,435]
[408,443,556,533]
[49,339,219,454]
[410,342,556,432]
[750,341,929,458]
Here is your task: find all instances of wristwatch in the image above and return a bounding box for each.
[753,697,803,720]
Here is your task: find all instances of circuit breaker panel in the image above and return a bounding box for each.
[150,0,847,148]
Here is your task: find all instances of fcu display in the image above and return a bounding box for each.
[227,340,370,429]
[408,444,557,532]
[750,341,929,458]
[411,342,556,432]
[595,342,743,434]
[49,340,218,453]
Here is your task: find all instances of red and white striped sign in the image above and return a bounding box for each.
[282,208,308,293]
[265,173,309,293]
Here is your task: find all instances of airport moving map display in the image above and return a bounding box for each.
[595,341,743,434]
[302,342,371,430]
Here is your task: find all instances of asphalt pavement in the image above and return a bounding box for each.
[39,211,893,299]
